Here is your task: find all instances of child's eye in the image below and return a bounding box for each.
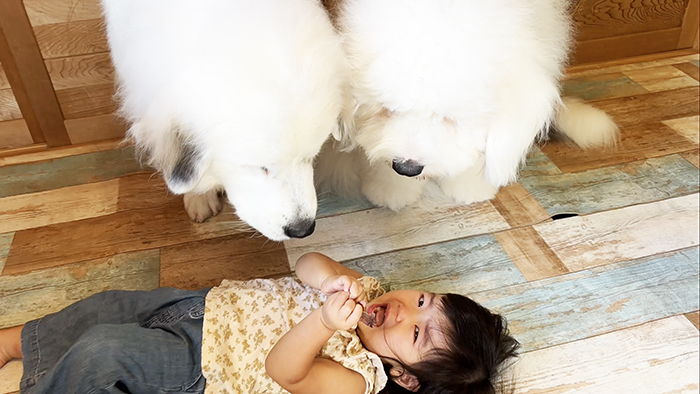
[418,294,424,307]
[414,326,420,343]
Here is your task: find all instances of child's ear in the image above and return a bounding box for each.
[389,366,420,392]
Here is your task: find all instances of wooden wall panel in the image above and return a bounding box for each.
[0,89,21,121]
[0,119,33,149]
[572,0,689,41]
[44,53,114,90]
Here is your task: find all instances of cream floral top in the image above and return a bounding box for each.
[201,276,388,394]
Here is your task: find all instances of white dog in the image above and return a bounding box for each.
[318,0,618,210]
[101,0,349,240]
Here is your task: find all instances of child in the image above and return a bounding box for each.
[0,252,519,394]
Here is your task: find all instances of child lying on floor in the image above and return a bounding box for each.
[0,252,519,394]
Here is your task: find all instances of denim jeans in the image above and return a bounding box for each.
[20,287,209,394]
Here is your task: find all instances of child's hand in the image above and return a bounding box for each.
[320,275,366,307]
[320,291,363,331]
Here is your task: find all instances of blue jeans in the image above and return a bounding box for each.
[20,288,208,394]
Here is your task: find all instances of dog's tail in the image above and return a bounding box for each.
[551,97,619,149]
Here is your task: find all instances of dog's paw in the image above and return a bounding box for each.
[438,171,498,205]
[183,190,223,222]
[361,163,426,211]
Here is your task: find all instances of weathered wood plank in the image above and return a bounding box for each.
[0,179,119,233]
[681,150,700,167]
[494,227,569,281]
[285,201,509,269]
[535,194,699,272]
[0,233,13,274]
[541,122,696,173]
[2,199,248,275]
[622,65,699,92]
[0,146,142,198]
[342,235,526,294]
[316,192,374,218]
[674,61,700,81]
[0,360,21,394]
[160,234,290,290]
[562,72,648,102]
[0,250,159,328]
[491,183,551,227]
[662,115,699,144]
[509,316,699,394]
[520,155,700,216]
[687,311,700,330]
[472,248,699,352]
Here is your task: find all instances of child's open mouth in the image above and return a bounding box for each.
[360,304,387,328]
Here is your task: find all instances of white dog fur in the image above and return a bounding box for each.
[101,0,349,240]
[318,0,619,211]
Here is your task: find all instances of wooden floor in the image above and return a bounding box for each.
[1,53,699,394]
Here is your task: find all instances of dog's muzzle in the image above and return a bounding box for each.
[283,219,316,238]
[392,159,424,177]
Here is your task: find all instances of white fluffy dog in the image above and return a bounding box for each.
[101,0,349,240]
[318,0,619,210]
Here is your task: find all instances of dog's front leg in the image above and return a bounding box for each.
[361,160,426,211]
[437,157,498,205]
[183,189,224,222]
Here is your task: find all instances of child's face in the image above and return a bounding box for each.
[356,290,447,365]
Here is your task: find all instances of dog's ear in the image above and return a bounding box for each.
[164,135,209,194]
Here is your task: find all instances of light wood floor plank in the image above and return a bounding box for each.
[681,150,700,167]
[0,146,142,198]
[509,316,699,394]
[686,311,700,330]
[0,250,159,329]
[622,65,699,92]
[342,235,526,294]
[541,121,696,173]
[494,227,569,281]
[1,201,245,275]
[674,61,700,82]
[472,248,699,352]
[662,115,700,144]
[284,201,509,269]
[491,183,551,227]
[521,155,699,216]
[534,194,699,271]
[0,360,21,394]
[0,179,119,233]
[0,233,13,274]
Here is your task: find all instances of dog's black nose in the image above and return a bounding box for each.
[283,219,316,238]
[392,159,424,177]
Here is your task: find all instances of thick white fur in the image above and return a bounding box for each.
[320,0,618,210]
[101,0,348,240]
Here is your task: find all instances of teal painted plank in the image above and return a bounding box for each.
[563,74,648,101]
[0,146,144,198]
[471,247,700,352]
[316,192,374,218]
[0,232,13,274]
[520,154,700,215]
[519,147,562,178]
[0,250,159,328]
[343,235,526,294]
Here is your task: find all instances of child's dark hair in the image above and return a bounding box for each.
[380,293,520,394]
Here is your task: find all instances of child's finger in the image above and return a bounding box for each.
[347,303,363,324]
